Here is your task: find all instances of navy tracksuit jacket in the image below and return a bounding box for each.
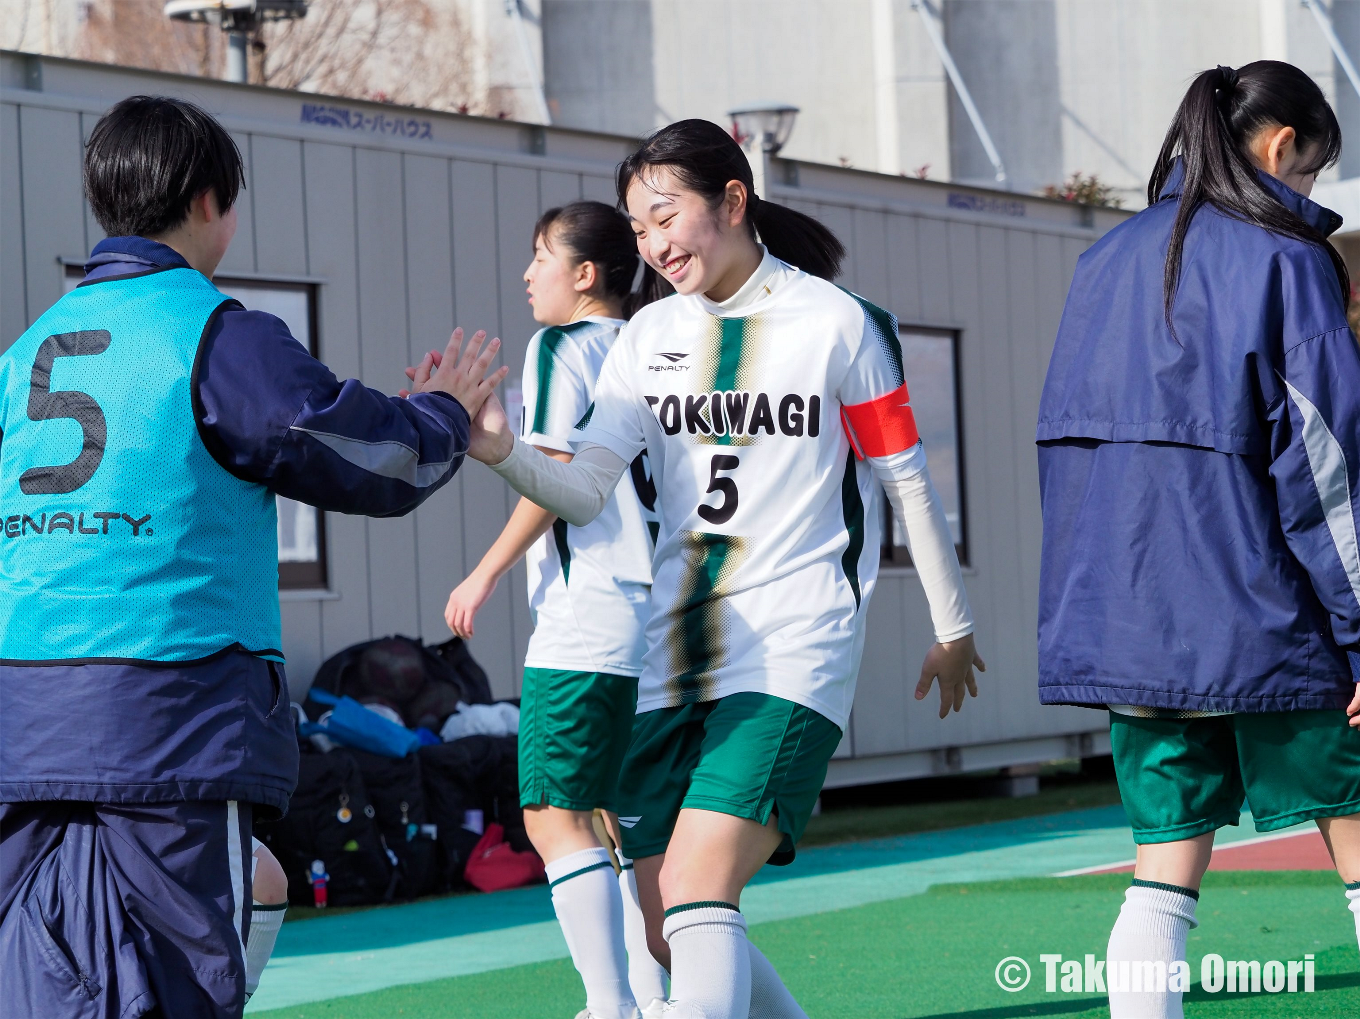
[1038,167,1360,712]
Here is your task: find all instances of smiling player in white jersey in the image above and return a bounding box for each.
[441,201,669,1019]
[414,120,985,1019]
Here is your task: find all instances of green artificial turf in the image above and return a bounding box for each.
[252,870,1357,1018]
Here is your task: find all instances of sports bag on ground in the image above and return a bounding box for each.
[306,635,492,732]
[463,823,546,892]
[345,748,439,899]
[418,735,531,889]
[255,749,394,907]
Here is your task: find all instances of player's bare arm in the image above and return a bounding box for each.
[445,448,571,638]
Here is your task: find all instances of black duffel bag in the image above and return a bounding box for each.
[256,749,395,907]
[419,735,527,889]
[305,634,492,733]
[345,748,439,899]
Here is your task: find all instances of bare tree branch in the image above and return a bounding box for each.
[65,0,488,116]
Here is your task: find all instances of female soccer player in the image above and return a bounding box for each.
[418,120,984,1019]
[443,201,669,1019]
[1038,62,1360,1018]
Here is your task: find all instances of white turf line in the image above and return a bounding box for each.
[1054,825,1323,877]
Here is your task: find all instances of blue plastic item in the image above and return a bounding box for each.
[299,689,420,758]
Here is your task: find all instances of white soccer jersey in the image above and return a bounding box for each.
[521,316,656,676]
[579,261,923,728]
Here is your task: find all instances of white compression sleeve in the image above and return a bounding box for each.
[873,453,974,642]
[486,439,629,526]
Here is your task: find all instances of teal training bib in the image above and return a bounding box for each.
[0,267,282,662]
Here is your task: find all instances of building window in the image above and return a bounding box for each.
[882,327,967,567]
[216,279,327,590]
[64,268,327,589]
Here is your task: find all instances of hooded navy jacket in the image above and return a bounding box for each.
[0,238,470,815]
[1037,169,1360,713]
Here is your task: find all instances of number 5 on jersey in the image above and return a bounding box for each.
[698,454,739,525]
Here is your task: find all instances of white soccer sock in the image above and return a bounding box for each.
[662,902,750,1019]
[244,902,287,1000]
[1106,880,1198,1019]
[617,855,668,1007]
[1346,882,1360,951]
[747,940,807,1019]
[545,847,636,1019]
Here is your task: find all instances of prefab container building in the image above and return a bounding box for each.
[0,51,1131,787]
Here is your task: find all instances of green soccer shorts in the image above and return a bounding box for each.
[518,668,638,812]
[1110,708,1360,844]
[614,691,843,865]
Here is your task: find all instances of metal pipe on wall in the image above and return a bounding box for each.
[910,0,1008,186]
[506,0,551,125]
[1304,0,1360,103]
[226,31,248,84]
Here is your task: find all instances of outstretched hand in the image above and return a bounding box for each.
[916,634,985,718]
[446,570,497,638]
[404,328,508,419]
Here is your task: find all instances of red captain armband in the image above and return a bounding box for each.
[840,383,920,460]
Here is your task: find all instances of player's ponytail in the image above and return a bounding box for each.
[1150,61,1348,328]
[616,119,845,284]
[533,200,665,318]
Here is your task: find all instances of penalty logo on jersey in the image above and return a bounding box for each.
[645,312,825,445]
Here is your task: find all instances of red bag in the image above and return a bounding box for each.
[462,823,546,892]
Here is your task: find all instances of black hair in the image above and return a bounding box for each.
[84,95,245,238]
[533,200,664,318]
[615,118,845,303]
[1149,61,1349,328]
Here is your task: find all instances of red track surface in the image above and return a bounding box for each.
[1097,830,1334,873]
[1207,830,1334,871]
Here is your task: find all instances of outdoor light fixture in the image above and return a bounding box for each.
[728,104,800,155]
[164,1,308,84]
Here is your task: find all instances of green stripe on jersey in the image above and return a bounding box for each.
[696,315,761,446]
[713,318,746,393]
[662,531,748,704]
[552,519,571,583]
[840,288,903,388]
[840,449,865,608]
[530,321,592,436]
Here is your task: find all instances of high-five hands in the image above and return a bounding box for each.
[466,387,515,465]
[403,328,508,419]
[916,633,985,719]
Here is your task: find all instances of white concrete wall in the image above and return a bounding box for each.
[541,0,655,136]
[536,0,1360,206]
[453,0,549,123]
